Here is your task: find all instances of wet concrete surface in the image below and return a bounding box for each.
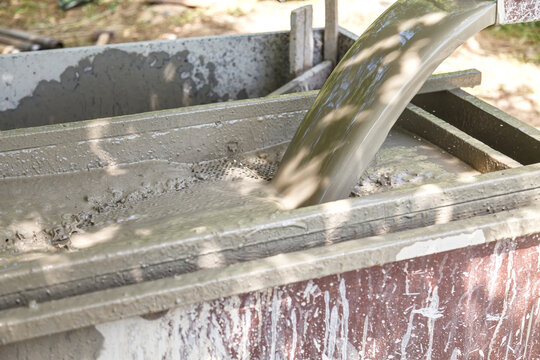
[0,128,477,262]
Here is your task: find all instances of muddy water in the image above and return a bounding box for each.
[272,0,497,208]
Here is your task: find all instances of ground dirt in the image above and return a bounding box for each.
[0,0,538,127]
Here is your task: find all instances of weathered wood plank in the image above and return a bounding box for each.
[413,88,540,165]
[269,60,333,96]
[290,5,314,77]
[416,69,481,94]
[324,0,338,64]
[399,104,522,172]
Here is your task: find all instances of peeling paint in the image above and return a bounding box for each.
[396,229,486,261]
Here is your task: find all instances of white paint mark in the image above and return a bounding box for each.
[404,263,420,296]
[255,292,264,352]
[504,330,513,360]
[488,243,515,360]
[240,308,252,360]
[270,290,281,360]
[396,230,485,261]
[360,315,369,360]
[523,301,536,359]
[339,278,349,360]
[413,307,444,319]
[488,241,503,299]
[400,307,416,360]
[486,314,501,321]
[302,280,317,299]
[290,308,298,360]
[314,338,321,352]
[324,290,330,355]
[327,305,339,360]
[415,286,441,360]
[450,348,462,360]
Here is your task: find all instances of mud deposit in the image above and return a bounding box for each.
[0,128,476,262]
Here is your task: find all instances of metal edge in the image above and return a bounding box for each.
[0,29,322,60]
[0,205,538,345]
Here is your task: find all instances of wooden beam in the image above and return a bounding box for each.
[324,0,338,64]
[399,104,522,173]
[269,60,333,96]
[289,5,314,78]
[413,88,540,165]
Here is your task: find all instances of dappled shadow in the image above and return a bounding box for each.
[0,30,308,130]
[271,0,497,207]
[1,51,539,317]
[4,210,536,358]
[0,97,538,346]
[2,0,540,348]
[481,84,540,128]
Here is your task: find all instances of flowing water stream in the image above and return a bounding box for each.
[272,0,497,208]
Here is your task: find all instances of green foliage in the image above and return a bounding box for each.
[227,7,246,17]
[489,21,540,45]
[170,9,200,26]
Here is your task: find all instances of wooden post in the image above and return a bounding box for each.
[289,5,314,78]
[324,0,338,65]
[269,60,333,96]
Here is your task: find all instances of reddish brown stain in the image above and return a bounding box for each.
[502,0,540,23]
[176,233,539,359]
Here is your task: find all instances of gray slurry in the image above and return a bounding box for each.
[0,128,476,266]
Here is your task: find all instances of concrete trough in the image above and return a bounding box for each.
[0,29,539,358]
